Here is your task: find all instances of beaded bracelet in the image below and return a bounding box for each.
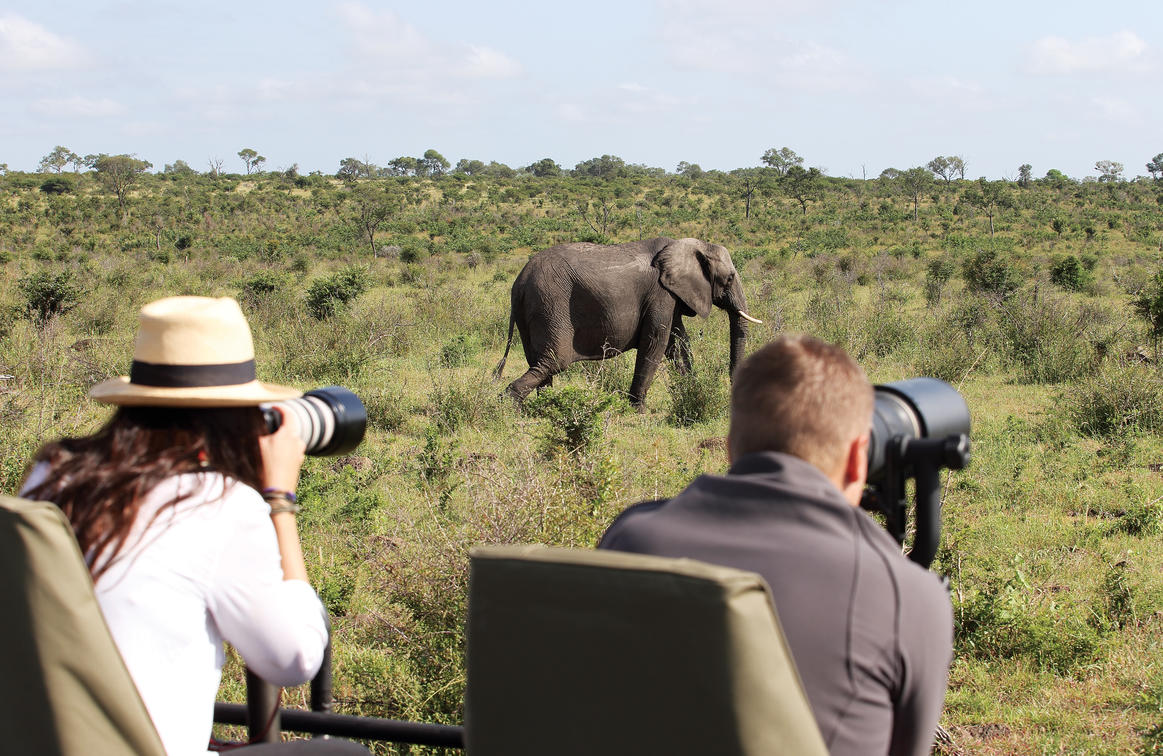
[262,489,300,515]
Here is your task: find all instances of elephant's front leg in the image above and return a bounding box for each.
[665,315,692,375]
[628,318,671,411]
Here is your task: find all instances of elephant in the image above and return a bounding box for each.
[494,237,762,408]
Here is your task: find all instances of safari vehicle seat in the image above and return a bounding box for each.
[464,544,828,756]
[0,494,167,756]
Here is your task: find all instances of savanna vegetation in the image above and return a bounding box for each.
[2,147,1163,754]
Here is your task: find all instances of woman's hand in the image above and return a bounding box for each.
[258,407,307,495]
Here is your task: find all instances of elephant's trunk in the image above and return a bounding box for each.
[729,312,747,378]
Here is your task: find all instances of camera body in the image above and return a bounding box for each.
[263,386,367,457]
[861,378,971,569]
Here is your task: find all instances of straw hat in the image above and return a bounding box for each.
[89,296,301,407]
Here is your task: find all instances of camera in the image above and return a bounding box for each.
[263,386,367,457]
[860,378,971,569]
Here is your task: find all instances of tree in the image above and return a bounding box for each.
[346,183,397,257]
[898,167,933,221]
[760,147,803,176]
[386,156,419,176]
[781,165,824,215]
[926,155,966,182]
[207,157,224,177]
[1095,160,1124,183]
[1017,164,1033,188]
[455,158,486,175]
[730,169,769,219]
[961,177,1013,236]
[1146,153,1163,181]
[418,149,449,177]
[92,154,152,219]
[163,160,195,176]
[574,155,626,179]
[238,148,266,174]
[39,145,78,174]
[676,161,703,178]
[528,158,561,178]
[1133,270,1163,361]
[337,157,374,181]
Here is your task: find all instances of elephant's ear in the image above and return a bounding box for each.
[654,240,712,317]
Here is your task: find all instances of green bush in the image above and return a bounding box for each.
[525,384,625,453]
[19,269,81,325]
[996,295,1097,384]
[962,248,1023,300]
[1065,361,1163,436]
[955,561,1102,674]
[305,266,369,319]
[1049,254,1094,292]
[239,271,285,306]
[439,334,479,368]
[667,366,728,426]
[923,257,955,307]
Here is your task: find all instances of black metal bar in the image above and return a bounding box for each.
[245,669,281,743]
[214,703,465,748]
[310,628,334,715]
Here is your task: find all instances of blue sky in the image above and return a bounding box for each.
[2,1,1161,179]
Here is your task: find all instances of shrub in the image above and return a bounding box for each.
[1049,254,1093,292]
[962,248,1022,300]
[995,295,1097,384]
[428,376,505,432]
[19,269,80,325]
[924,257,955,307]
[440,334,479,368]
[525,384,625,453]
[39,176,73,195]
[667,367,728,426]
[239,271,285,306]
[305,266,369,319]
[1065,361,1163,436]
[955,561,1102,674]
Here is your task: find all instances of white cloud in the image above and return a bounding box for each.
[1089,96,1141,124]
[0,14,87,71]
[336,3,522,81]
[553,82,690,125]
[655,1,863,91]
[1026,30,1151,75]
[29,96,123,117]
[907,76,993,112]
[460,46,522,79]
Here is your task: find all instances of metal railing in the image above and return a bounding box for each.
[213,621,464,749]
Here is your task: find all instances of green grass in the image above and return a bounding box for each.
[4,169,1163,753]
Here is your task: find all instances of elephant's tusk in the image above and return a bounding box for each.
[738,310,763,325]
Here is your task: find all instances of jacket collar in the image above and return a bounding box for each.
[723,451,852,510]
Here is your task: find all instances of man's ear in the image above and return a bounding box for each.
[839,433,870,507]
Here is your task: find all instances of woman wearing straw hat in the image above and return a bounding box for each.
[21,296,356,754]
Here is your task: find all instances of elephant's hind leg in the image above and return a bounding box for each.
[507,361,558,401]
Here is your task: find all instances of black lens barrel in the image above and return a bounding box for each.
[868,377,970,479]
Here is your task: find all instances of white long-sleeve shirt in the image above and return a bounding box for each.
[25,467,329,755]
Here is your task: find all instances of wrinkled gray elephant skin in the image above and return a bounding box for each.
[494,237,761,408]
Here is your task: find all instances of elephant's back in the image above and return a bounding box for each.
[522,241,658,283]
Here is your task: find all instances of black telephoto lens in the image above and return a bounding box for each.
[262,386,367,456]
[867,377,970,480]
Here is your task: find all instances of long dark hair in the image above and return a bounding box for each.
[23,406,266,582]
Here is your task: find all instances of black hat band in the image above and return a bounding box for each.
[130,359,257,388]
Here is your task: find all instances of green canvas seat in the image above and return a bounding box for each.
[464,544,827,756]
[0,495,166,756]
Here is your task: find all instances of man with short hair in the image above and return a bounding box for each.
[599,335,952,756]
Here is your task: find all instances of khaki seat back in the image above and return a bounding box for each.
[464,544,827,756]
[0,495,165,756]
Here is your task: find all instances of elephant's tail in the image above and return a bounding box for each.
[494,307,516,380]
